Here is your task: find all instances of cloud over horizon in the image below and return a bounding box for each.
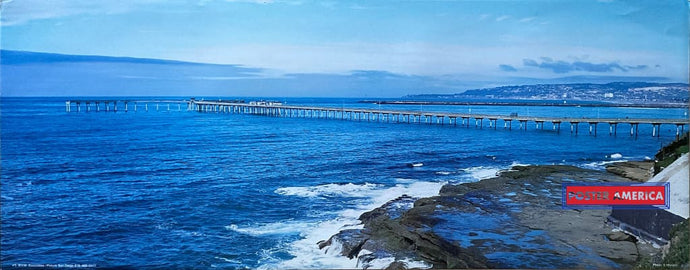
[522,58,650,74]
[498,64,518,72]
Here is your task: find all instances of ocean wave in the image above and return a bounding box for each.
[582,160,628,170]
[462,166,501,180]
[215,256,242,264]
[225,220,319,236]
[460,161,531,181]
[261,180,446,269]
[357,249,431,269]
[394,177,417,183]
[275,183,382,198]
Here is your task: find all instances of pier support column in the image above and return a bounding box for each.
[571,122,579,135]
[65,101,71,112]
[477,118,483,129]
[610,123,618,136]
[588,122,598,136]
[676,124,685,139]
[652,123,661,137]
[629,123,639,137]
[553,121,561,133]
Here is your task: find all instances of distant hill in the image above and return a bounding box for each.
[405,82,689,104]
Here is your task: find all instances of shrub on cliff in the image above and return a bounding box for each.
[662,218,689,267]
[654,132,689,175]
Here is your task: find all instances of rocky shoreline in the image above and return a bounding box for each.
[319,165,657,269]
[605,160,653,182]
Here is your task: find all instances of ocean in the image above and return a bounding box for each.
[1,97,687,269]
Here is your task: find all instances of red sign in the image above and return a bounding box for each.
[563,183,669,208]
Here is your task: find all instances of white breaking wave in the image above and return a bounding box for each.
[462,166,501,180]
[226,220,319,236]
[259,162,527,269]
[460,161,529,182]
[582,160,627,170]
[275,183,382,198]
[258,180,445,269]
[358,249,431,269]
[610,153,623,159]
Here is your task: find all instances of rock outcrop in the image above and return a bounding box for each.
[320,165,654,269]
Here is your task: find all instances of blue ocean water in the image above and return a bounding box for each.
[1,97,687,268]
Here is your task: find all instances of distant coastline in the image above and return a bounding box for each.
[358,100,689,108]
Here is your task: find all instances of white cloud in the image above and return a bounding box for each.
[519,17,536,23]
[0,0,166,26]
[224,0,274,4]
[162,42,681,81]
[495,15,510,22]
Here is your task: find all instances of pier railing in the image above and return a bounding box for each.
[65,99,689,138]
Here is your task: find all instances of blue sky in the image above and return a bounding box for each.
[1,0,688,96]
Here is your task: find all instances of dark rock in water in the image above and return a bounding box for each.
[384,261,407,270]
[321,165,655,269]
[321,195,490,268]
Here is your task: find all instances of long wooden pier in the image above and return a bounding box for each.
[65,99,689,138]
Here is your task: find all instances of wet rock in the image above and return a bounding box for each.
[383,261,407,270]
[321,165,654,269]
[606,161,653,182]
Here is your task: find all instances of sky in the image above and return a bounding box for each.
[1,0,689,97]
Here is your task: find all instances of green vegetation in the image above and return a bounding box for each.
[654,132,689,175]
[635,219,688,269]
[662,219,689,267]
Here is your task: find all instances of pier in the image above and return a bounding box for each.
[65,99,689,138]
[65,99,189,113]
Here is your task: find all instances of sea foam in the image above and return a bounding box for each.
[274,183,381,198]
[259,180,445,269]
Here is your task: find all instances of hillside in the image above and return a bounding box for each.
[406,82,689,104]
